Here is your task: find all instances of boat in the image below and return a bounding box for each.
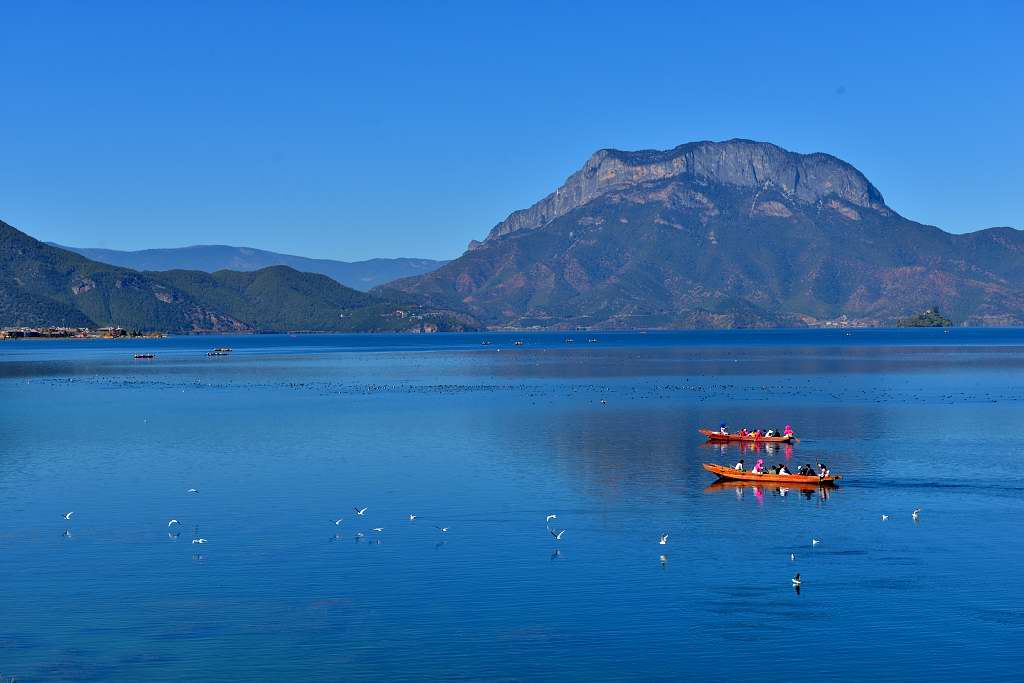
[565,338,574,343]
[703,462,840,485]
[207,350,229,357]
[587,338,598,343]
[480,341,493,346]
[699,428,794,443]
[133,353,155,359]
[212,347,233,352]
[513,340,525,346]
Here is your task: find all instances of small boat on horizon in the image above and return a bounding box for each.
[133,353,155,359]
[207,350,229,357]
[212,347,233,352]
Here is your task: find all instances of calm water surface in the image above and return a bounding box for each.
[2,329,1023,681]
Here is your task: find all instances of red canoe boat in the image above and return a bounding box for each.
[699,428,794,443]
[703,462,840,485]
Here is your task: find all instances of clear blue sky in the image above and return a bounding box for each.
[2,1,1022,261]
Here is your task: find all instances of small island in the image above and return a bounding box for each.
[896,308,953,328]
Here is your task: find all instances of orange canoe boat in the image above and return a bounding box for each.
[699,428,794,443]
[703,462,840,485]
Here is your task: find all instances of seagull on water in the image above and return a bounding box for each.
[409,514,417,521]
[334,518,344,526]
[63,512,75,520]
[812,538,821,546]
[354,507,368,516]
[545,514,557,523]
[435,526,449,533]
[658,533,669,545]
[168,519,181,527]
[792,573,801,586]
[790,553,796,561]
[187,488,199,494]
[549,528,567,541]
[192,538,207,544]
[881,514,889,521]
[355,532,365,539]
[600,400,608,405]
[912,508,921,520]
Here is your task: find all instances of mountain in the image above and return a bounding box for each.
[51,244,448,291]
[2,220,476,333]
[384,139,1024,328]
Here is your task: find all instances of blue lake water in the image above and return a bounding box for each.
[2,329,1023,681]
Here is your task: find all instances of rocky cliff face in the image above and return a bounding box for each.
[479,139,889,245]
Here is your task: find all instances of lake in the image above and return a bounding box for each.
[2,329,1023,681]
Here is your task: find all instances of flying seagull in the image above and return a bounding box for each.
[812,538,821,546]
[912,508,922,520]
[658,533,669,545]
[545,514,557,523]
[881,514,889,521]
[187,488,199,494]
[354,507,368,516]
[63,512,75,520]
[168,519,180,527]
[371,527,384,533]
[192,538,207,544]
[409,514,417,521]
[549,528,567,541]
[334,518,344,526]
[792,573,801,586]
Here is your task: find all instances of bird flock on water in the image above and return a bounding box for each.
[57,492,925,591]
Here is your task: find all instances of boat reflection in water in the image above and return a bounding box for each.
[703,479,835,502]
[699,441,794,459]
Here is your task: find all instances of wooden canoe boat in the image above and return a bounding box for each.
[699,428,794,443]
[703,462,839,485]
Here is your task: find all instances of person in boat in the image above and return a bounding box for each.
[778,464,791,476]
[751,458,765,474]
[784,424,794,438]
[739,428,749,437]
[797,463,814,476]
[734,458,745,471]
[719,423,728,435]
[764,428,776,438]
[817,462,830,478]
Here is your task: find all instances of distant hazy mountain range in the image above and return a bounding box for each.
[3,221,475,333]
[384,139,1024,328]
[51,243,448,292]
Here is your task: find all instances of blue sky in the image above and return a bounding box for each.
[2,1,1021,260]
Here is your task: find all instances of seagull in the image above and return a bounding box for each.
[600,400,607,405]
[881,514,889,521]
[334,518,344,526]
[187,488,199,494]
[371,527,383,533]
[790,553,796,561]
[168,519,181,527]
[545,514,557,523]
[659,554,668,567]
[409,514,417,521]
[435,526,449,533]
[192,538,207,544]
[354,507,368,516]
[792,573,801,586]
[812,538,821,546]
[63,512,75,520]
[912,508,922,520]
[355,532,365,539]
[62,529,72,538]
[549,528,567,541]
[658,533,669,545]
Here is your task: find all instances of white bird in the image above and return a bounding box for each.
[550,528,567,541]
[63,512,75,520]
[658,533,669,545]
[192,538,207,544]
[659,554,668,566]
[409,514,417,521]
[881,514,889,521]
[334,518,344,526]
[168,519,180,527]
[812,538,821,546]
[354,507,368,516]
[187,488,198,494]
[790,553,796,561]
[912,508,922,520]
[545,514,557,523]
[435,526,449,533]
[792,573,801,586]
[371,527,383,533]
[600,400,608,405]
[355,532,365,538]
